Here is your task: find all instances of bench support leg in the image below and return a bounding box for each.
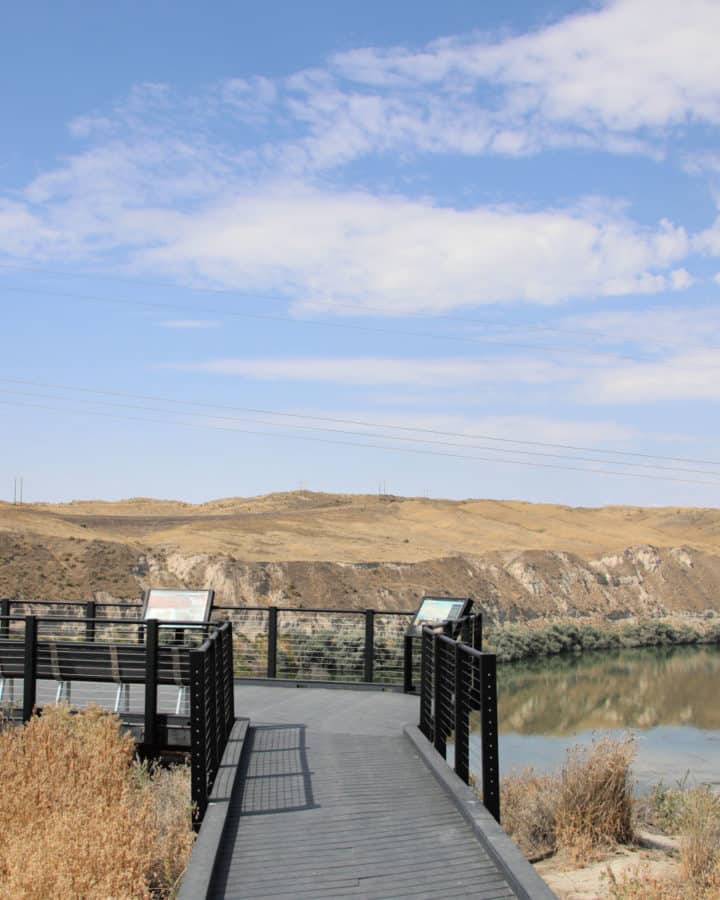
[55,681,72,704]
[114,683,129,713]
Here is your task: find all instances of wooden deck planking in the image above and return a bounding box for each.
[209,687,518,899]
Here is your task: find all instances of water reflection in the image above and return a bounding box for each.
[497,645,720,735]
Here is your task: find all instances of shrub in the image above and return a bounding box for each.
[501,736,635,864]
[486,616,720,664]
[0,705,194,899]
[555,736,635,862]
[499,768,556,859]
[679,787,720,893]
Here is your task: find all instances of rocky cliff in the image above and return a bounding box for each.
[2,528,718,623]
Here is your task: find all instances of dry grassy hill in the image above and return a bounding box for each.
[1,492,720,619]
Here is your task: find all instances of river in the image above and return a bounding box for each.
[489,644,720,789]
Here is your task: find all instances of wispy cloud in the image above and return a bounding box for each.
[331,0,720,152]
[0,0,717,315]
[160,319,219,329]
[584,351,720,404]
[176,355,566,386]
[176,344,720,407]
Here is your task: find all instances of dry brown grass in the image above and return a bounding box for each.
[555,736,635,862]
[605,863,684,899]
[679,787,720,895]
[498,768,557,860]
[0,705,194,899]
[501,736,635,863]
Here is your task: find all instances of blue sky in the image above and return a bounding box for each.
[2,0,720,506]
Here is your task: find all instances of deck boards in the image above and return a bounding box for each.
[210,687,517,899]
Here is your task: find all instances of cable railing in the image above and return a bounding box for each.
[418,615,501,823]
[189,622,235,824]
[0,611,235,825]
[2,598,419,687]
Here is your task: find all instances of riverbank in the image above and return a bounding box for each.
[498,736,720,898]
[485,615,720,664]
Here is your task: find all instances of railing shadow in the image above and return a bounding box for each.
[234,723,317,817]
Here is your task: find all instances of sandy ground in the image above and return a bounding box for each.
[536,833,682,898]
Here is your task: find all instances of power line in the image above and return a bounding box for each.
[2,385,719,477]
[0,281,695,367]
[4,260,720,359]
[2,395,720,487]
[2,376,718,468]
[0,259,615,339]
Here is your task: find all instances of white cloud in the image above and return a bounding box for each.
[178,355,564,386]
[584,351,720,403]
[0,0,713,315]
[178,346,720,406]
[565,306,720,353]
[318,410,638,447]
[136,186,691,314]
[333,0,720,146]
[697,215,720,257]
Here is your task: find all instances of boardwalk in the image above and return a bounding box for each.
[209,686,520,899]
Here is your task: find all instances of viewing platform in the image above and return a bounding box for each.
[183,684,556,900]
[1,598,556,899]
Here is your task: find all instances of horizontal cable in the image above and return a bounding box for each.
[0,279,708,367]
[2,376,716,467]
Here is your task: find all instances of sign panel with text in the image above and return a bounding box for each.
[407,595,472,635]
[141,588,214,623]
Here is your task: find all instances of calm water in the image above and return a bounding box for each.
[490,645,720,789]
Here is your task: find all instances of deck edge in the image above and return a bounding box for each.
[178,717,250,900]
[403,724,558,900]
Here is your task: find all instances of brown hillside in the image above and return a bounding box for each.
[1,492,719,618]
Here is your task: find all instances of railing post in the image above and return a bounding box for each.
[433,632,446,758]
[190,647,207,829]
[473,614,483,651]
[469,614,483,710]
[267,606,278,679]
[85,600,96,642]
[454,644,469,784]
[363,609,375,683]
[211,634,221,780]
[480,653,501,823]
[403,634,414,692]
[0,599,9,639]
[225,623,235,725]
[143,619,159,756]
[419,629,428,733]
[23,615,37,722]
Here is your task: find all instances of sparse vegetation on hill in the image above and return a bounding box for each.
[2,492,720,621]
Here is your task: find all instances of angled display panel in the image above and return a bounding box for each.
[408,596,472,635]
[141,588,214,623]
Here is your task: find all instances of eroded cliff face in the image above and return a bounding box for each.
[2,527,718,622]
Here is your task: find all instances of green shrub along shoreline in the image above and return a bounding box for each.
[484,617,720,664]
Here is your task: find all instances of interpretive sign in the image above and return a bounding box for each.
[141,588,214,623]
[408,596,472,635]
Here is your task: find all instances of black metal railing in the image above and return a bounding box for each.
[0,611,235,826]
[418,616,500,823]
[189,623,235,824]
[2,599,420,688]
